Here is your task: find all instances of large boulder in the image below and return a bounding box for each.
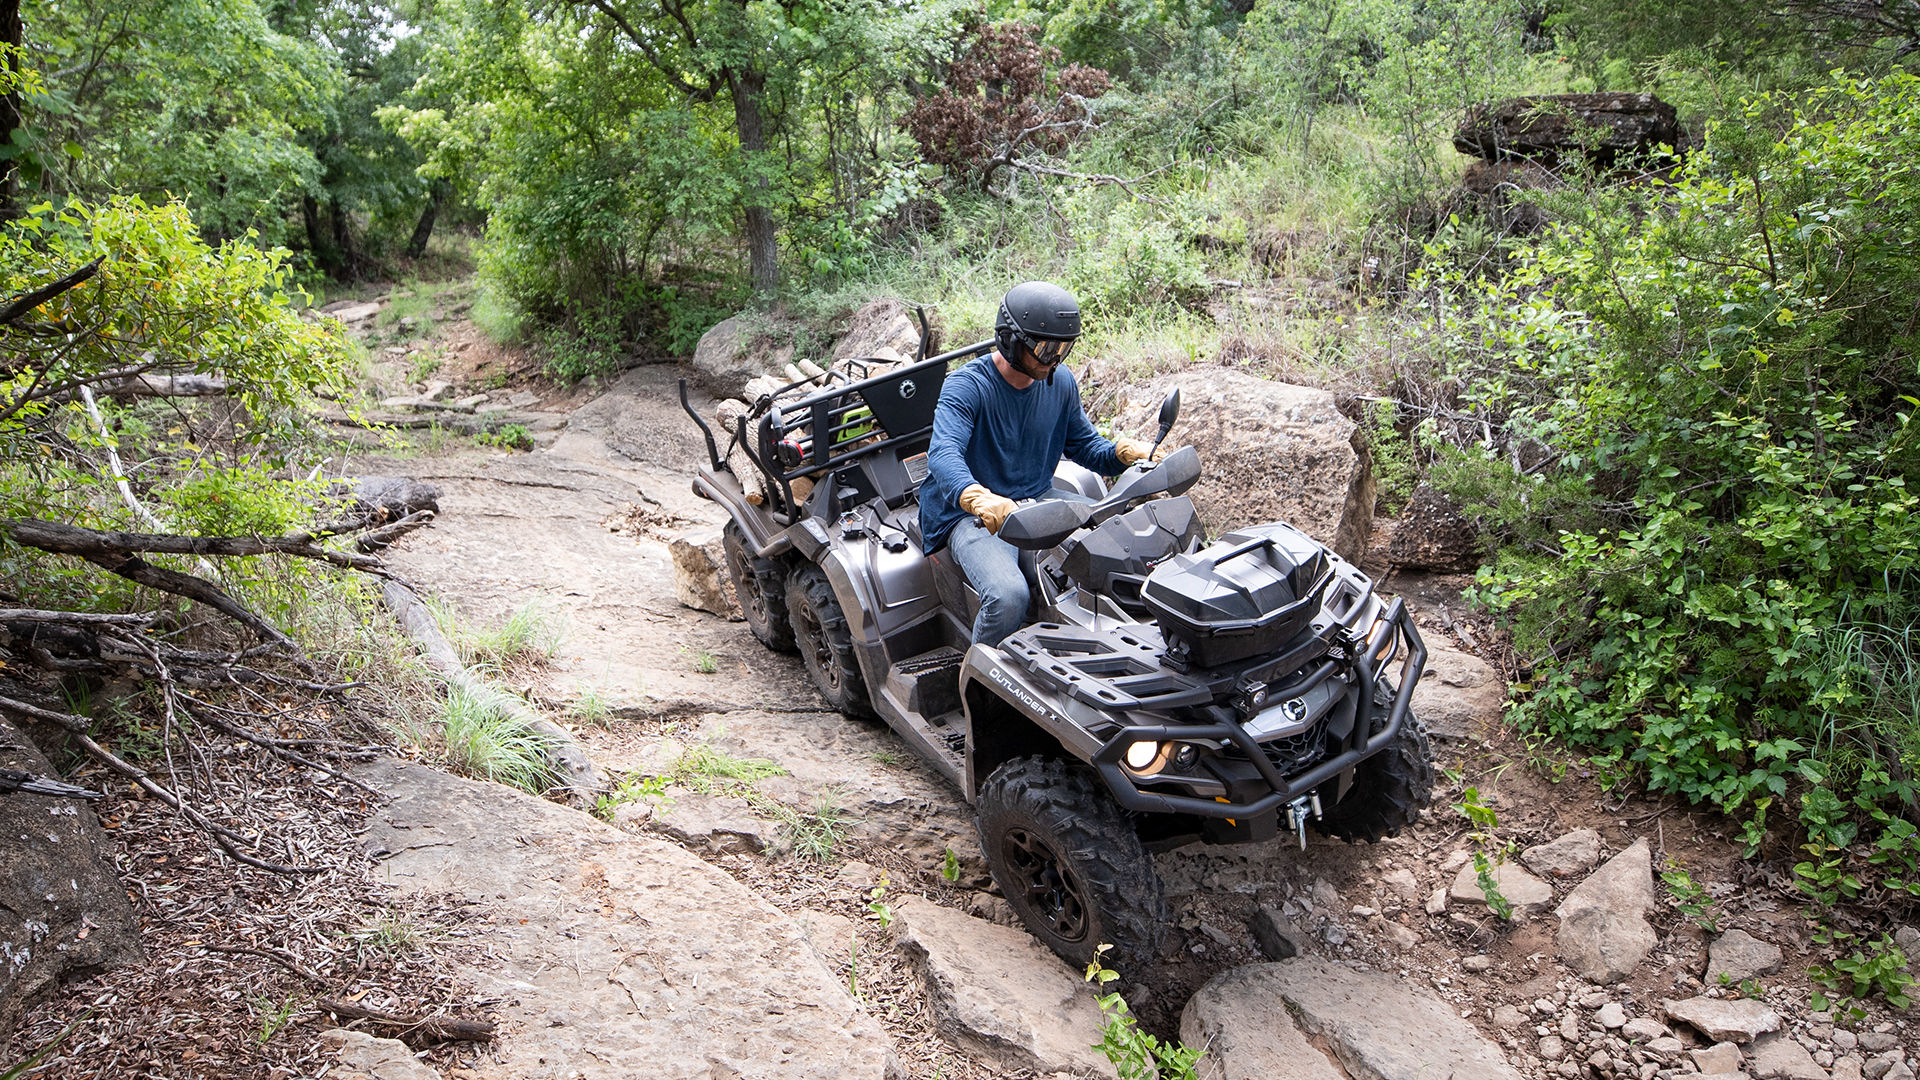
[832,299,933,365]
[1386,484,1481,573]
[892,898,1114,1078]
[688,314,797,400]
[0,713,143,1037]
[1555,839,1659,984]
[358,758,896,1080]
[1454,92,1682,165]
[1187,958,1526,1080]
[1114,370,1372,563]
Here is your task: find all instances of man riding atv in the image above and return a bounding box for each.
[922,281,1162,647]
[680,285,1433,969]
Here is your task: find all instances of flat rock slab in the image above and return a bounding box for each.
[1180,966,1349,1080]
[1212,957,1526,1080]
[1664,996,1784,1044]
[1556,838,1658,983]
[1411,643,1505,742]
[1750,1032,1827,1079]
[357,759,895,1080]
[893,897,1114,1078]
[320,1028,439,1080]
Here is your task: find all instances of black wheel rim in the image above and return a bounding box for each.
[1001,826,1089,944]
[793,598,840,694]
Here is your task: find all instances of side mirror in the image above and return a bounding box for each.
[999,499,1091,550]
[1150,388,1181,456]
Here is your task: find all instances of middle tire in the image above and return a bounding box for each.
[976,755,1167,969]
[785,564,875,718]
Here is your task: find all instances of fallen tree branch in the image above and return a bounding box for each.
[97,372,230,399]
[0,257,103,326]
[314,997,495,1044]
[355,509,435,552]
[0,608,155,627]
[0,693,326,874]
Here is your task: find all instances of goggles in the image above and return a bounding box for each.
[1018,334,1075,367]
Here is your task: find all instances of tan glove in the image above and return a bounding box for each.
[1115,438,1170,466]
[959,484,1017,535]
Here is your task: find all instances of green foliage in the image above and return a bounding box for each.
[941,847,961,883]
[434,600,562,668]
[595,772,672,820]
[1809,935,1914,1015]
[1659,859,1721,933]
[1084,944,1205,1080]
[477,423,535,452]
[1454,786,1514,920]
[864,873,894,928]
[1429,74,1920,884]
[435,684,560,794]
[1066,199,1210,318]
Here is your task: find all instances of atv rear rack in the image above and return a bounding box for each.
[1089,597,1427,819]
[680,336,996,524]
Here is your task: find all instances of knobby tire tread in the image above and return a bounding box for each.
[723,520,795,654]
[977,756,1167,969]
[1314,710,1435,844]
[786,564,875,719]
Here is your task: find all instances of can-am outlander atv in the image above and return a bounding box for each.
[680,323,1434,967]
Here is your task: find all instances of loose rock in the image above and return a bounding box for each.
[1249,905,1309,961]
[1693,1043,1746,1074]
[1386,484,1481,572]
[1707,929,1784,986]
[831,298,932,364]
[652,791,772,854]
[1453,92,1682,165]
[1410,644,1505,743]
[892,898,1114,1078]
[1521,828,1603,880]
[1749,1032,1828,1080]
[1596,1002,1627,1028]
[320,1028,440,1080]
[1555,839,1659,983]
[1381,867,1420,900]
[1622,1018,1670,1042]
[669,527,737,616]
[1449,860,1554,917]
[1665,997,1783,1044]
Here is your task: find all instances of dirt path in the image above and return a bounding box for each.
[341,308,1914,1080]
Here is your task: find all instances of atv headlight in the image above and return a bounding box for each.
[1124,741,1160,771]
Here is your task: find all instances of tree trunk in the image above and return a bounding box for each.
[0,0,23,217]
[328,197,357,279]
[302,195,340,277]
[727,67,779,296]
[405,180,448,258]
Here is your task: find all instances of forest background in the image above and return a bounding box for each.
[3,0,1920,1003]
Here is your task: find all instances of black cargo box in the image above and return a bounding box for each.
[1140,524,1333,669]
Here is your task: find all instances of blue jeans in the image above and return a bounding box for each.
[948,492,1091,647]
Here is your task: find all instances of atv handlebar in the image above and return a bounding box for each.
[1089,596,1427,820]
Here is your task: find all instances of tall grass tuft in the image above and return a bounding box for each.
[436,684,559,794]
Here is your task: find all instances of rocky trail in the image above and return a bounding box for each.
[313,294,1916,1080]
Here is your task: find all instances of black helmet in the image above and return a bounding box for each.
[995,281,1081,369]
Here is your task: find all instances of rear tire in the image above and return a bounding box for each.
[785,564,875,718]
[1314,708,1434,843]
[723,520,794,654]
[976,756,1167,969]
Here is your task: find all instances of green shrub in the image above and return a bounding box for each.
[1066,201,1210,318]
[1426,73,1920,878]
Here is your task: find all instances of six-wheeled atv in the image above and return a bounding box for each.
[680,328,1434,967]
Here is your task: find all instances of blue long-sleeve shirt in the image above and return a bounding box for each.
[920,355,1124,553]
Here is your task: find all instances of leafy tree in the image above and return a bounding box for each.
[1424,74,1920,868]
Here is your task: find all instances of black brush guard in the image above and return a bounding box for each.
[1090,597,1426,819]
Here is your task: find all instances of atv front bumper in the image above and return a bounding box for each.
[1091,597,1427,820]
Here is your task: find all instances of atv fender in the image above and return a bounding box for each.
[694,469,792,558]
[958,647,1106,799]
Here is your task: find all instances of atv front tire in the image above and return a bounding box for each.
[723,520,795,654]
[976,756,1167,968]
[785,564,875,718]
[1314,710,1434,843]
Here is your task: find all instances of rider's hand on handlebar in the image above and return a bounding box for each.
[1115,438,1174,466]
[959,484,1017,535]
